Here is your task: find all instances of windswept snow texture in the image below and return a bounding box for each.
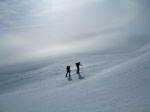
[0,44,150,112]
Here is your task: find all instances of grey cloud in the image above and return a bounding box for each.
[0,0,38,29]
[0,0,150,66]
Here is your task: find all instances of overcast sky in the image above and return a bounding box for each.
[0,0,150,66]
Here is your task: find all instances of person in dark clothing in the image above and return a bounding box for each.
[65,65,71,77]
[75,62,82,72]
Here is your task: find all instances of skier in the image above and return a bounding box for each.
[75,62,82,72]
[65,65,71,77]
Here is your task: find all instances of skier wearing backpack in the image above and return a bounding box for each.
[75,62,82,72]
[65,65,71,77]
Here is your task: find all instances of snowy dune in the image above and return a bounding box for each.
[0,44,150,112]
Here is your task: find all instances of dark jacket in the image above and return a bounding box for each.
[66,66,71,72]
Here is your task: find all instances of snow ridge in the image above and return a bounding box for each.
[0,45,150,112]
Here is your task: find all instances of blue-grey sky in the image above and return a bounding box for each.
[0,0,150,66]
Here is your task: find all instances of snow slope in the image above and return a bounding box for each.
[0,44,150,112]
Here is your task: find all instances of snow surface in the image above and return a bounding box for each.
[0,44,150,112]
